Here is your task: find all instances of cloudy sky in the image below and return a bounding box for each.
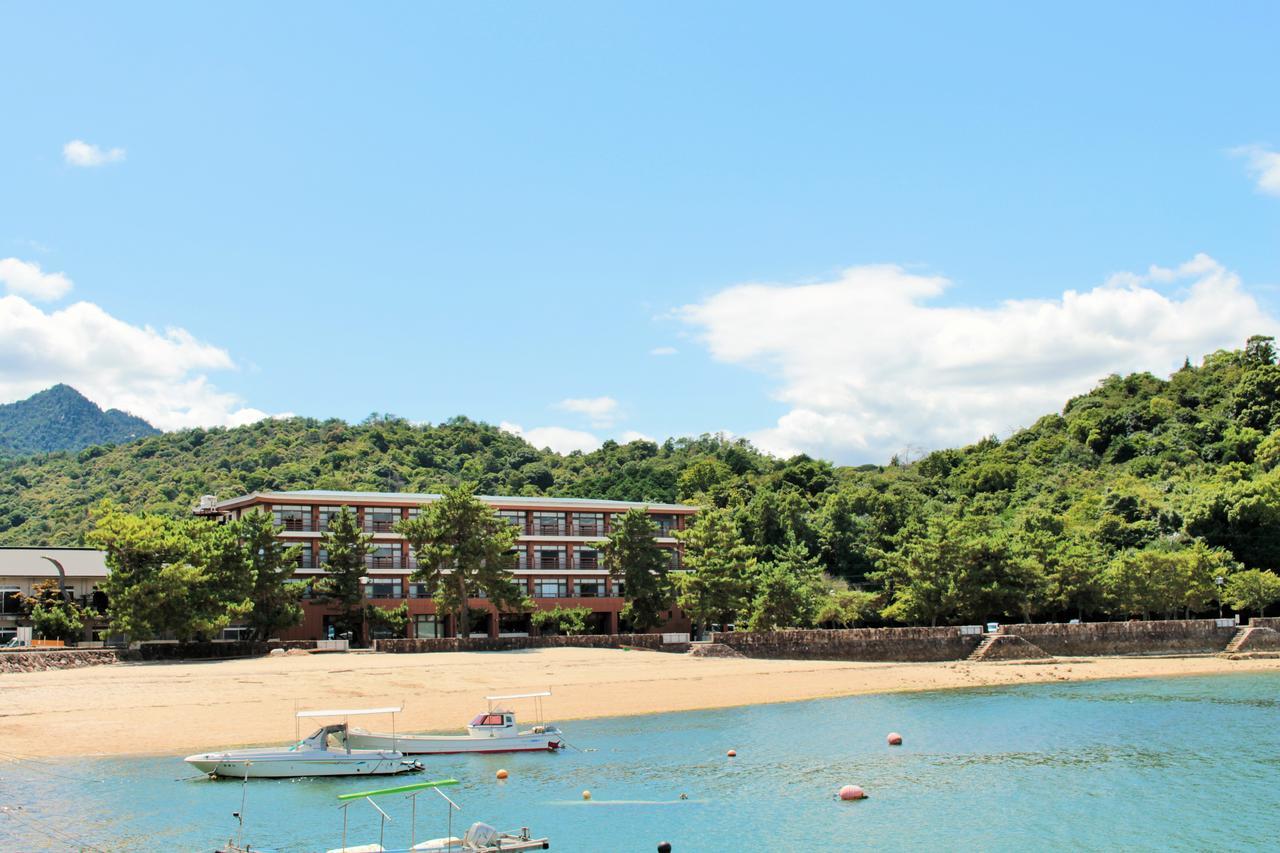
[1,3,1278,461]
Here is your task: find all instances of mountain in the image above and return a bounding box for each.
[2,338,1280,624]
[0,385,160,456]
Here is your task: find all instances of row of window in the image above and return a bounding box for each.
[299,578,622,600]
[288,544,680,571]
[270,505,681,536]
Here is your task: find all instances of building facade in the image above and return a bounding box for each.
[0,547,110,643]
[205,490,697,640]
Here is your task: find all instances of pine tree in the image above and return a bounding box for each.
[599,507,673,631]
[314,506,372,641]
[241,509,305,641]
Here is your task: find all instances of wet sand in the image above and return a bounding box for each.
[3,648,1277,758]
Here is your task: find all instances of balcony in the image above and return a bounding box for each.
[366,556,400,570]
[280,517,312,532]
[365,519,399,533]
[569,522,604,537]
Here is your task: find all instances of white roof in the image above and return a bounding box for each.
[213,489,695,513]
[0,548,109,579]
[486,691,552,701]
[297,706,402,718]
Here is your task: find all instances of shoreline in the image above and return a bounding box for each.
[3,648,1278,759]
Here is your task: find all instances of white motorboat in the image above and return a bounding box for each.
[326,779,549,853]
[186,707,424,778]
[342,692,563,755]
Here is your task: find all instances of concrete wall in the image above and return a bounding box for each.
[375,633,670,653]
[709,627,982,662]
[1001,620,1236,656]
[1250,617,1280,630]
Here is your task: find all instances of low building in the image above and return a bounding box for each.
[0,547,110,643]
[203,490,697,640]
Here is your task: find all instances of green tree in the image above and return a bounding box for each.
[674,508,754,634]
[814,584,879,628]
[398,484,526,638]
[313,506,372,642]
[1102,547,1193,619]
[365,602,410,639]
[598,507,673,631]
[530,605,592,635]
[19,578,85,643]
[240,509,305,641]
[745,539,823,631]
[1224,569,1280,617]
[88,502,251,641]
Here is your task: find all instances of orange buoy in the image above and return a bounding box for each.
[887,732,903,746]
[582,790,592,801]
[496,769,509,780]
[838,785,867,801]
[726,749,737,757]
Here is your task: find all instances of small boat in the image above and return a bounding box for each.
[327,779,550,853]
[342,692,563,755]
[186,707,424,778]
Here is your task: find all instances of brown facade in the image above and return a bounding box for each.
[210,491,696,641]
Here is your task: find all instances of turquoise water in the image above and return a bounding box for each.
[3,673,1280,852]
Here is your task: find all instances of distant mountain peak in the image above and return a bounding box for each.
[0,385,160,456]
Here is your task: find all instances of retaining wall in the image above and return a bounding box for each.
[1001,620,1236,656]
[1250,617,1280,631]
[708,627,982,662]
[0,648,122,673]
[375,634,669,653]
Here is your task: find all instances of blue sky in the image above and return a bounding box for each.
[1,2,1278,462]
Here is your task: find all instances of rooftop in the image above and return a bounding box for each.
[212,490,696,513]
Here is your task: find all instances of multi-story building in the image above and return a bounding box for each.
[203,490,697,640]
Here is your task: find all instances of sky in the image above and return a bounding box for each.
[1,2,1278,463]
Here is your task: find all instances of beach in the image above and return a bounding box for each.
[3,648,1278,759]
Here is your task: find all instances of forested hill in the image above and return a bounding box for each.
[0,384,159,456]
[3,337,1280,623]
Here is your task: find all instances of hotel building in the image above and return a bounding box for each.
[0,547,110,644]
[203,490,698,640]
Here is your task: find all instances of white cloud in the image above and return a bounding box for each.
[620,430,654,443]
[0,258,73,302]
[500,421,602,454]
[1233,145,1280,196]
[556,396,620,427]
[650,346,678,356]
[0,294,274,430]
[679,256,1275,463]
[63,139,126,167]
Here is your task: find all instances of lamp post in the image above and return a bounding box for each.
[1215,576,1225,618]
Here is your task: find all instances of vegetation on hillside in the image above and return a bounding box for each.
[0,384,158,456]
[7,336,1280,626]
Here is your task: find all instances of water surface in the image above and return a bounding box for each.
[3,673,1278,851]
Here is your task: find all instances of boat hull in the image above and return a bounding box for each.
[185,751,420,778]
[344,730,562,755]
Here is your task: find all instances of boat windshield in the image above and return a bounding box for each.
[470,713,507,727]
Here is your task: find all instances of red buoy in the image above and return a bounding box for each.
[887,732,903,746]
[726,749,736,757]
[838,785,867,801]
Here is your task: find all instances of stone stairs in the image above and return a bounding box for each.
[967,634,999,662]
[1223,626,1251,655]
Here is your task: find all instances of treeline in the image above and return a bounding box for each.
[7,337,1280,627]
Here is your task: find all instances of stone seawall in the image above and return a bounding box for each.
[0,649,122,673]
[376,634,669,653]
[1250,617,1280,631]
[709,627,981,662]
[1001,620,1236,656]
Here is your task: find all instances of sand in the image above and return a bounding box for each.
[2,649,1278,759]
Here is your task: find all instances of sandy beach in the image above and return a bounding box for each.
[3,649,1278,759]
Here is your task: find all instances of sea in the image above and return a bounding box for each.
[2,672,1278,852]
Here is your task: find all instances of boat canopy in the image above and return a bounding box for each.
[297,706,402,718]
[485,691,551,701]
[337,779,459,801]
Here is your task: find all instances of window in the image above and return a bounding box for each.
[318,506,347,531]
[667,549,681,570]
[365,579,402,599]
[498,612,530,636]
[613,580,625,597]
[511,549,530,570]
[534,578,568,598]
[532,511,565,536]
[414,614,441,638]
[408,582,433,599]
[366,543,402,570]
[573,512,604,536]
[0,586,20,615]
[293,544,314,569]
[219,625,251,641]
[497,509,524,531]
[577,579,603,598]
[652,514,678,536]
[535,545,566,570]
[575,548,599,570]
[273,504,310,532]
[365,508,400,533]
